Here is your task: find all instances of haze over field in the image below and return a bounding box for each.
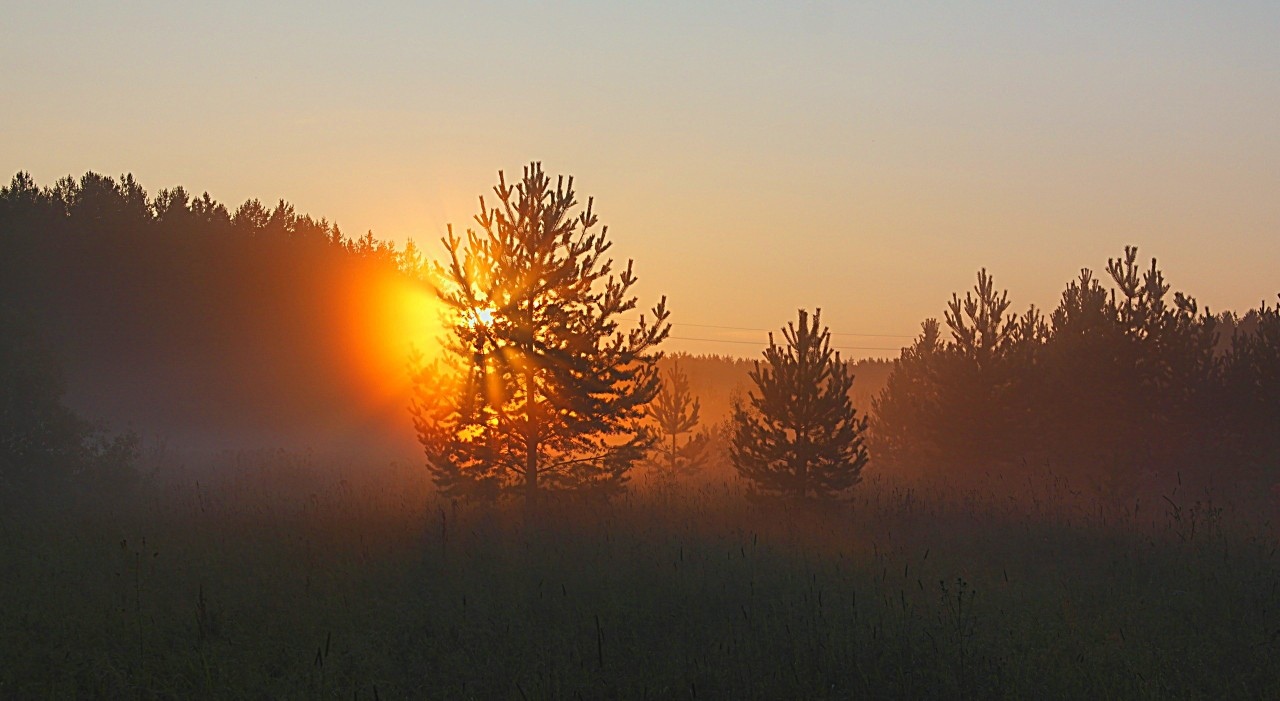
[4,4,1280,698]
[5,2,1280,357]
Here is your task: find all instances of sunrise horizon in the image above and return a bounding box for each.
[4,4,1279,698]
[7,3,1279,361]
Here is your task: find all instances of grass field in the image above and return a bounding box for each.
[2,451,1278,699]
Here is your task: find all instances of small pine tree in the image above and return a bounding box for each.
[730,309,869,501]
[645,360,708,486]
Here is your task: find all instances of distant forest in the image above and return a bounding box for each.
[0,172,427,457]
[2,171,1277,499]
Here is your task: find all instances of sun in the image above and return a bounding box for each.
[467,306,496,329]
[334,267,443,408]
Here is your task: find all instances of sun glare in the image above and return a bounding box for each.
[339,269,442,407]
[468,306,496,329]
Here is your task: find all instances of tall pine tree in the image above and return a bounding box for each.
[410,163,670,500]
[730,309,868,501]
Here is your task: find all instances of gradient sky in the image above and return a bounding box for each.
[5,2,1279,358]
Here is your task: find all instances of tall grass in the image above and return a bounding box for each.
[1,451,1277,699]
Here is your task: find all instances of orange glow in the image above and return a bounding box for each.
[337,267,443,409]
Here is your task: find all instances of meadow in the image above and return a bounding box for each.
[2,450,1277,700]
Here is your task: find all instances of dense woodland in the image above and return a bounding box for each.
[0,172,422,468]
[2,171,1278,503]
[873,260,1280,501]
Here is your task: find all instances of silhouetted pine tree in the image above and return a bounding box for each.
[871,270,1042,476]
[644,360,708,487]
[1105,248,1218,417]
[410,163,670,500]
[730,309,868,501]
[1219,297,1279,460]
[872,247,1225,493]
[1040,248,1218,489]
[945,269,1017,371]
[869,318,944,471]
[940,268,1037,468]
[1039,268,1130,476]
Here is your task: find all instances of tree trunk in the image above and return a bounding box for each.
[524,364,538,500]
[796,427,809,500]
[524,297,539,502]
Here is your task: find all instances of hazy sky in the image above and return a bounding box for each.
[5,2,1279,358]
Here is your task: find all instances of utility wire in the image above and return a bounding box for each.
[667,321,914,339]
[667,335,904,353]
[621,316,917,340]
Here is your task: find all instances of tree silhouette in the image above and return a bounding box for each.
[1222,297,1280,458]
[644,360,708,487]
[410,163,670,500]
[1037,268,1131,476]
[871,247,1227,493]
[869,318,944,472]
[939,269,1036,469]
[872,270,1042,476]
[1042,247,1217,488]
[0,306,84,497]
[945,269,1016,370]
[0,306,138,501]
[730,309,868,501]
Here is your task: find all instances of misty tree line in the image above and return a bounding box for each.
[0,171,427,501]
[870,254,1280,495]
[0,168,872,504]
[3,169,1278,506]
[648,252,1280,502]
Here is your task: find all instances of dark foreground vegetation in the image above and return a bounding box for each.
[2,452,1278,699]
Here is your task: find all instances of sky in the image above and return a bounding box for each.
[4,1,1279,359]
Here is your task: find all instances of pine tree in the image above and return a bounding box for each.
[644,360,708,486]
[939,268,1039,469]
[1222,296,1280,446]
[410,163,670,500]
[730,309,868,501]
[945,268,1017,371]
[869,318,944,470]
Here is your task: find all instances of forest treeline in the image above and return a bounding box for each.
[2,170,1277,502]
[872,257,1280,497]
[0,171,429,467]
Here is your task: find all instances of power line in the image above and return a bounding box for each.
[669,321,915,339]
[668,335,904,353]
[621,316,917,340]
